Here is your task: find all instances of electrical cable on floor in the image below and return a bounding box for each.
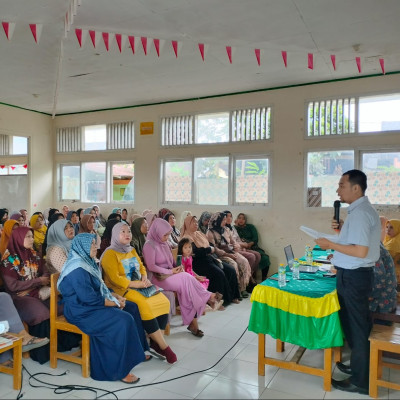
[16,325,249,400]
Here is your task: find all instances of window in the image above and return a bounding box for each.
[359,94,400,133]
[112,163,135,202]
[196,113,229,144]
[84,125,107,151]
[11,137,28,155]
[0,165,28,175]
[82,162,106,203]
[60,164,80,200]
[164,161,192,202]
[161,115,193,146]
[362,151,400,205]
[235,157,269,204]
[307,150,354,207]
[232,107,271,141]
[194,157,229,205]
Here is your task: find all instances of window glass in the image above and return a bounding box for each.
[9,165,27,175]
[84,125,107,151]
[12,136,28,155]
[0,166,8,175]
[359,94,400,133]
[307,150,354,207]
[362,151,400,205]
[196,113,229,144]
[61,165,80,200]
[194,157,229,205]
[164,161,192,202]
[82,162,106,203]
[235,158,269,204]
[112,163,135,202]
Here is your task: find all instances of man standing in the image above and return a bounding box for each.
[315,169,380,395]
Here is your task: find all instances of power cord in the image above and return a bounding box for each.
[16,325,249,400]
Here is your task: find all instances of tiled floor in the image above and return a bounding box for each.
[1,298,399,399]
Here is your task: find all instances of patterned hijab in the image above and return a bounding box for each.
[131,217,146,255]
[58,234,119,306]
[0,219,19,255]
[383,219,400,258]
[180,215,210,248]
[198,211,212,234]
[145,218,173,265]
[46,219,74,255]
[208,212,226,235]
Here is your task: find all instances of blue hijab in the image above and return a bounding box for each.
[58,233,119,306]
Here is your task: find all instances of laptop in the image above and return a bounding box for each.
[284,244,318,273]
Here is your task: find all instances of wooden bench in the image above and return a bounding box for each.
[369,324,400,398]
[0,335,22,390]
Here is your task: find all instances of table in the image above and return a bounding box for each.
[248,270,343,391]
[0,334,22,390]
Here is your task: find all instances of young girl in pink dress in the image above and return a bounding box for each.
[177,238,209,289]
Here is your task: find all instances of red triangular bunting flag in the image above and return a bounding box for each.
[282,51,287,67]
[102,32,109,51]
[141,37,147,55]
[128,36,135,54]
[154,38,160,57]
[10,166,15,170]
[89,30,96,47]
[0,165,5,169]
[330,55,336,71]
[2,22,15,40]
[23,164,28,169]
[254,49,261,66]
[172,40,178,57]
[75,28,83,47]
[379,58,385,74]
[356,56,361,73]
[30,23,39,43]
[198,43,205,61]
[116,34,123,52]
[308,53,313,69]
[226,46,232,64]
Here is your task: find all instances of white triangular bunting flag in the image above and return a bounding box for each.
[115,34,127,53]
[29,23,43,44]
[2,21,16,40]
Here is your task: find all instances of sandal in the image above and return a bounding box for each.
[187,326,204,337]
[215,292,223,302]
[232,298,240,304]
[22,336,49,352]
[144,354,153,362]
[1,360,13,368]
[121,373,140,384]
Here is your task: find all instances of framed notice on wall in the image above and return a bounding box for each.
[307,187,321,207]
[140,122,154,135]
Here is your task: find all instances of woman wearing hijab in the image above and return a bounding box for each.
[0,208,9,225]
[101,222,177,364]
[98,218,120,258]
[42,212,64,257]
[207,212,252,298]
[198,211,212,235]
[46,219,75,274]
[181,215,241,306]
[0,219,19,256]
[158,208,172,219]
[10,212,25,226]
[58,233,149,382]
[179,211,192,230]
[29,213,47,256]
[76,208,84,221]
[143,218,221,337]
[383,219,400,259]
[66,210,80,235]
[164,212,180,249]
[144,212,157,231]
[130,217,148,258]
[92,205,107,227]
[79,214,101,251]
[1,226,79,363]
[111,207,122,215]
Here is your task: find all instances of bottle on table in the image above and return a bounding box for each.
[278,263,286,287]
[305,245,313,265]
[292,259,300,280]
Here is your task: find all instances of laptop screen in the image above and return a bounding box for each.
[284,245,294,264]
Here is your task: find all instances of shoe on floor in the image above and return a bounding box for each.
[22,336,49,352]
[331,378,368,395]
[336,361,352,375]
[149,339,166,359]
[162,346,177,364]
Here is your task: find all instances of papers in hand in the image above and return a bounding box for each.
[300,225,339,243]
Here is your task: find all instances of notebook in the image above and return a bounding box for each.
[283,244,318,273]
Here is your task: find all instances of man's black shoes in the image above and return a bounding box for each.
[336,362,352,375]
[331,378,368,395]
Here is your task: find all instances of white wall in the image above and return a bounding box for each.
[51,74,400,272]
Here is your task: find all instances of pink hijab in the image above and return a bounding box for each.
[145,213,157,230]
[146,218,174,265]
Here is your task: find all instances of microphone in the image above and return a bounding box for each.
[334,200,341,225]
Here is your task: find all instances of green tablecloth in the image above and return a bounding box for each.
[248,271,344,349]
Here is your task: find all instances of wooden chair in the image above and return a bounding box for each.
[369,324,400,398]
[0,335,22,390]
[50,272,90,378]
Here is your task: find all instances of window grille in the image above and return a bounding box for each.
[161,115,194,146]
[107,121,135,150]
[307,98,356,137]
[56,127,82,152]
[232,107,271,141]
[0,134,10,156]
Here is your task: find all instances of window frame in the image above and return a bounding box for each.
[110,161,135,204]
[59,163,81,202]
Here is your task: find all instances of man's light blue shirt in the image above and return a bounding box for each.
[332,196,380,270]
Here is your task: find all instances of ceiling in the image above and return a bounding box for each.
[1,0,400,116]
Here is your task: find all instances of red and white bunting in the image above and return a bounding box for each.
[141,37,148,55]
[356,56,361,73]
[198,43,205,61]
[75,28,88,47]
[29,23,43,44]
[153,38,160,57]
[89,30,101,48]
[102,32,114,51]
[128,35,136,54]
[115,33,127,53]
[308,53,313,70]
[330,54,336,71]
[254,48,261,66]
[23,164,28,169]
[281,51,287,67]
[379,58,385,74]
[2,21,16,40]
[226,46,233,64]
[10,166,15,170]
[172,40,179,57]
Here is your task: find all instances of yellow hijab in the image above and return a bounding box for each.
[383,219,400,259]
[0,219,19,255]
[29,214,47,246]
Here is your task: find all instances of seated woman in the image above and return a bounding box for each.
[145,212,157,230]
[224,210,260,290]
[207,212,252,298]
[0,208,9,225]
[101,222,177,364]
[1,226,79,364]
[180,215,241,306]
[66,210,80,235]
[198,211,211,235]
[9,212,25,227]
[0,219,19,256]
[158,208,172,219]
[42,212,64,257]
[179,211,192,231]
[107,212,122,222]
[98,218,120,258]
[79,214,101,249]
[143,218,222,338]
[164,212,180,249]
[383,219,400,259]
[29,213,47,256]
[92,204,107,228]
[58,234,149,383]
[46,219,75,274]
[130,217,148,259]
[0,292,49,367]
[234,212,271,281]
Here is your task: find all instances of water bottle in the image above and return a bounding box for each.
[278,264,286,287]
[292,259,300,280]
[305,245,313,265]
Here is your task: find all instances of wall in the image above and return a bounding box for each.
[51,74,400,273]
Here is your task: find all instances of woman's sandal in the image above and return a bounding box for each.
[22,336,49,352]
[1,360,13,368]
[187,326,204,337]
[215,292,223,302]
[144,354,153,362]
[121,373,140,384]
